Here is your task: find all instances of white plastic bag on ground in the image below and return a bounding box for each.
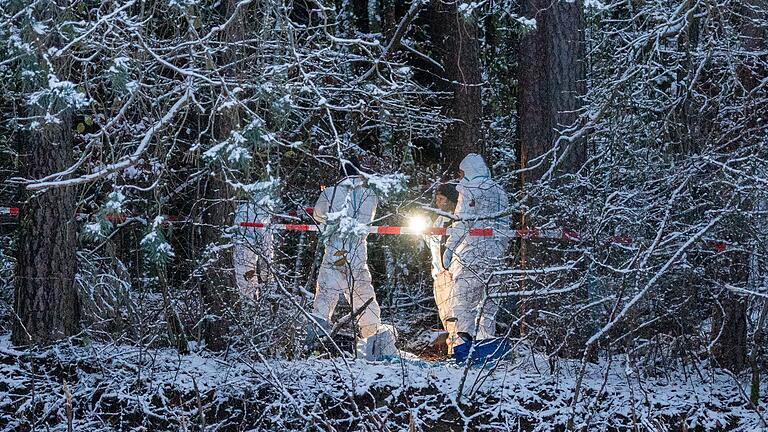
[356,324,398,360]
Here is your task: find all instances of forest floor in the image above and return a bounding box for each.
[0,332,766,431]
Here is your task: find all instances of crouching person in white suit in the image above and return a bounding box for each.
[308,158,397,359]
[424,183,459,353]
[444,154,509,351]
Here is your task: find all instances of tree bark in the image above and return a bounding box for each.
[517,0,586,182]
[13,103,80,346]
[380,0,397,39]
[350,0,370,33]
[12,2,81,346]
[200,156,237,352]
[516,0,585,338]
[200,0,243,351]
[711,291,748,372]
[430,0,484,174]
[708,244,750,373]
[709,0,766,373]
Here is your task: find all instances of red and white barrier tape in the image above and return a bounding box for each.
[0,205,729,250]
[239,222,579,240]
[239,222,728,250]
[0,207,19,217]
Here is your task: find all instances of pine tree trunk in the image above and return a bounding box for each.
[200,0,243,351]
[517,0,585,182]
[430,0,484,174]
[547,0,586,172]
[201,158,237,352]
[12,2,81,346]
[517,0,549,184]
[708,0,765,373]
[516,0,585,339]
[380,0,397,39]
[350,0,370,32]
[13,108,80,346]
[711,291,748,372]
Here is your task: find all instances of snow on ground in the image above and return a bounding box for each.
[0,332,765,431]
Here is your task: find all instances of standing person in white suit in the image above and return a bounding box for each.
[443,153,510,350]
[309,159,394,358]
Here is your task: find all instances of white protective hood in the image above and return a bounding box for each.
[459,153,490,181]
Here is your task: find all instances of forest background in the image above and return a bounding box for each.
[0,0,767,430]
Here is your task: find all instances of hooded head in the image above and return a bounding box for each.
[459,153,490,181]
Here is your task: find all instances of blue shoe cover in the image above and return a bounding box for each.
[453,337,511,365]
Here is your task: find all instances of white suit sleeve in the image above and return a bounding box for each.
[313,189,330,224]
[444,186,467,268]
[442,242,454,271]
[366,191,378,223]
[351,187,377,224]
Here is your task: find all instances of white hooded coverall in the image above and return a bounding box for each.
[445,154,509,341]
[426,214,453,330]
[312,176,382,339]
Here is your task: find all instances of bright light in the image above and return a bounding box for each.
[408,215,430,234]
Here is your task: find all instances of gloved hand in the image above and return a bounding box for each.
[442,249,453,270]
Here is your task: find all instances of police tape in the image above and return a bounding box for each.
[238,222,729,250]
[1,205,574,240]
[0,207,19,217]
[239,222,581,240]
[1,205,728,249]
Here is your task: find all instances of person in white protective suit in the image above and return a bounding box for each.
[443,153,510,351]
[425,183,459,336]
[309,159,396,358]
[234,198,274,299]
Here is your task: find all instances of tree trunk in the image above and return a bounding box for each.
[547,0,586,172]
[12,2,81,346]
[517,0,586,182]
[711,291,748,372]
[517,0,548,185]
[13,105,80,346]
[709,1,766,373]
[200,0,243,351]
[200,158,237,351]
[380,0,397,39]
[350,0,370,33]
[430,0,484,174]
[516,0,585,338]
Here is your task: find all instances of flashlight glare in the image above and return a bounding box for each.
[408,215,429,234]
